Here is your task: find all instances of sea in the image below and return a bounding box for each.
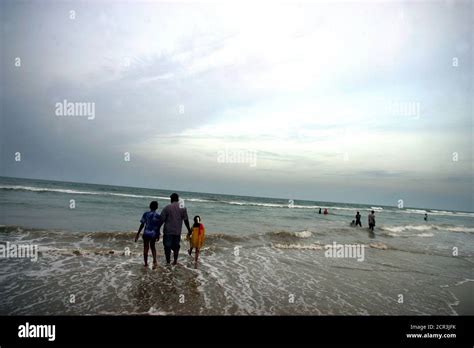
[0,176,473,315]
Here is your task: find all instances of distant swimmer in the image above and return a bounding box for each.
[187,215,205,267]
[355,211,362,227]
[350,220,356,227]
[318,208,322,214]
[424,213,428,221]
[323,208,328,215]
[368,210,376,232]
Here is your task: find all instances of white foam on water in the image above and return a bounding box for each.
[225,200,373,212]
[272,243,322,250]
[382,224,474,234]
[405,209,428,214]
[0,185,102,195]
[292,230,312,238]
[369,242,388,250]
[0,185,168,201]
[386,231,433,238]
[445,226,474,233]
[455,278,474,286]
[382,225,433,233]
[226,201,285,208]
[416,232,434,237]
[186,198,213,203]
[147,307,171,315]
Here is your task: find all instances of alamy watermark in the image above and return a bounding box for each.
[386,100,421,120]
[0,242,38,262]
[324,242,365,262]
[55,99,95,120]
[217,147,257,167]
[18,322,55,341]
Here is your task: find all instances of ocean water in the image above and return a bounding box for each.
[0,176,473,315]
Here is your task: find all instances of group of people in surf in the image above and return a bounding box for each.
[318,207,329,215]
[349,210,376,231]
[134,193,205,269]
[318,207,377,232]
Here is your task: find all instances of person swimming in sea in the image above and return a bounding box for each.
[424,213,428,221]
[318,208,322,214]
[135,201,160,269]
[187,215,205,265]
[323,208,328,215]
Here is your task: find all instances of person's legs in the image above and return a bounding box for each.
[195,248,199,263]
[143,239,150,267]
[172,235,181,265]
[163,234,172,264]
[150,238,157,268]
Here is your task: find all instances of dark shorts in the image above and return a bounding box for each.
[163,234,181,251]
[143,230,158,242]
[369,223,375,229]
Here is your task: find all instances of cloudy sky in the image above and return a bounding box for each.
[1,0,472,211]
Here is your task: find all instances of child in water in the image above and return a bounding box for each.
[135,201,160,269]
[187,215,206,263]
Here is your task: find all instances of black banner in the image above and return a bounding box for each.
[0,315,472,346]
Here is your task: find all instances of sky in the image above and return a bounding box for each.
[0,0,472,211]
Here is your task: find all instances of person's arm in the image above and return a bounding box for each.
[156,221,162,240]
[156,208,166,232]
[185,219,192,236]
[182,208,192,235]
[135,223,144,242]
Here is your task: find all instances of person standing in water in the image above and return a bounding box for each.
[188,215,206,267]
[135,201,160,269]
[424,213,428,221]
[368,210,376,232]
[355,211,362,227]
[318,208,322,214]
[323,208,328,215]
[157,193,192,265]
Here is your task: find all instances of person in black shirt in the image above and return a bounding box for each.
[355,211,362,227]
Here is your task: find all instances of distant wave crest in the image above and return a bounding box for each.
[1,185,473,217]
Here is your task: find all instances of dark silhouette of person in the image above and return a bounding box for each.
[368,210,376,232]
[355,211,362,227]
